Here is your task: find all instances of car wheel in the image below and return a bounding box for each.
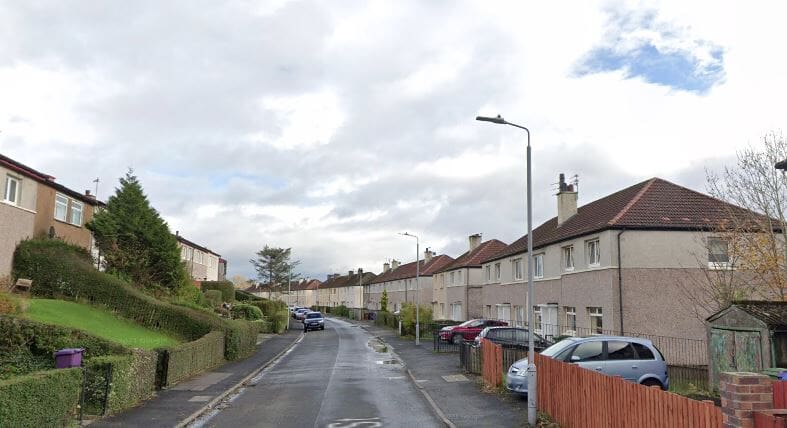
[641,379,663,389]
[451,333,463,344]
[320,326,324,330]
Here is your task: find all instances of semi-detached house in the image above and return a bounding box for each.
[316,269,376,315]
[480,174,762,342]
[365,252,454,313]
[176,232,222,282]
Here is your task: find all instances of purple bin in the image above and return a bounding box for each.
[54,348,84,368]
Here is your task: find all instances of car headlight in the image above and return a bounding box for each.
[318,319,324,323]
[509,367,527,377]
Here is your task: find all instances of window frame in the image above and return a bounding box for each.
[54,193,69,222]
[587,239,600,267]
[565,306,577,335]
[494,263,501,281]
[588,306,603,335]
[533,305,542,333]
[563,246,575,271]
[4,175,20,204]
[512,258,523,280]
[485,265,491,282]
[707,237,730,269]
[69,199,83,226]
[534,253,544,279]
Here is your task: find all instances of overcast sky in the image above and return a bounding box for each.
[2,1,786,282]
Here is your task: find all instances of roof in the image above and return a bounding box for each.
[291,279,322,291]
[711,301,787,328]
[176,234,221,257]
[437,239,508,273]
[320,272,377,289]
[370,254,455,284]
[486,177,764,263]
[0,153,104,206]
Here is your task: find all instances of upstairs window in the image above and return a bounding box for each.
[708,237,729,267]
[70,200,83,226]
[494,263,501,281]
[534,254,544,279]
[54,194,68,221]
[4,175,19,204]
[563,246,575,271]
[587,239,600,266]
[513,258,523,280]
[485,265,491,282]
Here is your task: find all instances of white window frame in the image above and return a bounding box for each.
[513,258,523,280]
[485,265,491,282]
[4,175,20,204]
[496,303,511,323]
[69,200,83,226]
[563,246,575,271]
[588,307,603,335]
[708,237,730,269]
[494,263,501,281]
[449,271,455,285]
[565,306,577,336]
[534,254,544,279]
[587,239,600,267]
[457,270,463,285]
[534,306,543,334]
[54,194,69,221]
[514,305,525,329]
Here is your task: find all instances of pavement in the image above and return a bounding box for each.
[91,324,303,428]
[353,319,529,428]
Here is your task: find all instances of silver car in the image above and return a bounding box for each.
[506,336,669,394]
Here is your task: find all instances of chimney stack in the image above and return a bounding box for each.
[358,268,363,275]
[424,248,433,263]
[392,259,400,269]
[348,270,353,276]
[469,233,482,252]
[383,262,390,272]
[557,173,578,226]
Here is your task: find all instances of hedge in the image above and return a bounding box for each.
[375,311,398,329]
[13,240,259,361]
[235,289,262,302]
[232,304,263,321]
[0,368,82,427]
[204,290,222,308]
[156,331,224,388]
[201,281,235,303]
[84,349,157,415]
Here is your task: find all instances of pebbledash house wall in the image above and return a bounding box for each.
[0,167,37,279]
[366,277,436,312]
[481,229,713,341]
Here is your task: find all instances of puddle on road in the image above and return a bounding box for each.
[376,359,400,365]
[367,338,388,353]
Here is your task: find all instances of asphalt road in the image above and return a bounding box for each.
[196,317,443,428]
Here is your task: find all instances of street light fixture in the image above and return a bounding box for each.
[476,114,537,427]
[399,232,421,346]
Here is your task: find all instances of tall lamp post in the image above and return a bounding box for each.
[476,114,536,427]
[400,232,421,346]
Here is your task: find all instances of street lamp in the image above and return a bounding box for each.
[399,232,421,346]
[476,114,537,427]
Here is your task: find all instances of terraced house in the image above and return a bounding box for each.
[1,153,102,281]
[432,234,508,321]
[176,232,222,282]
[365,251,454,313]
[316,269,376,316]
[480,174,763,342]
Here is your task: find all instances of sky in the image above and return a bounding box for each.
[2,1,786,282]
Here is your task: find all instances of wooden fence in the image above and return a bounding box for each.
[480,340,722,427]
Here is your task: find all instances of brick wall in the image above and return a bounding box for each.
[720,372,774,428]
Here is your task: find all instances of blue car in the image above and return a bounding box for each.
[506,336,669,394]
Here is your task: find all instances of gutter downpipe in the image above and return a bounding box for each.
[617,229,626,335]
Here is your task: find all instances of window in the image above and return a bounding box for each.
[485,265,491,282]
[485,305,492,318]
[563,246,574,271]
[607,341,638,360]
[571,341,604,362]
[588,307,603,334]
[494,263,501,280]
[513,258,523,280]
[708,237,729,266]
[69,200,83,226]
[565,306,577,334]
[54,194,68,221]
[514,305,525,328]
[631,343,655,360]
[4,175,19,204]
[496,304,511,322]
[440,303,445,319]
[450,303,463,321]
[534,254,544,278]
[534,306,542,332]
[450,271,455,285]
[587,239,600,266]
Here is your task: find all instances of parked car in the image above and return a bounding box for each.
[474,327,552,351]
[506,336,669,395]
[294,308,310,321]
[438,319,508,344]
[304,312,325,332]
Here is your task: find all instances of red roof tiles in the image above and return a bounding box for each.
[437,239,508,272]
[370,254,455,284]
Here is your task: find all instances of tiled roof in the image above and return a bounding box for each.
[291,279,322,291]
[437,239,508,273]
[486,177,761,263]
[370,254,455,284]
[320,272,377,289]
[0,153,104,206]
[176,235,221,257]
[717,301,787,328]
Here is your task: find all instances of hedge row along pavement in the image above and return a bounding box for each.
[84,349,157,416]
[201,280,235,303]
[0,367,82,427]
[156,330,225,388]
[13,239,260,361]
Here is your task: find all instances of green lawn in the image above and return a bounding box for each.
[24,299,181,349]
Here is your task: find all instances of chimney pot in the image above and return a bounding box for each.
[469,233,483,251]
[383,262,390,272]
[557,173,578,226]
[348,270,353,276]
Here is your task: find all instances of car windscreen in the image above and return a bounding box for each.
[540,338,577,357]
[306,313,322,319]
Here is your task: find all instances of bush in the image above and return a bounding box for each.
[84,349,157,415]
[400,303,433,337]
[334,305,350,318]
[223,320,258,360]
[201,281,235,303]
[156,331,224,388]
[250,298,286,318]
[0,368,82,427]
[231,304,263,321]
[268,309,290,334]
[375,311,398,329]
[204,290,222,308]
[235,289,262,302]
[0,292,23,315]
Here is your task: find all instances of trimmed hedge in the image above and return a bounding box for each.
[0,368,82,427]
[235,289,262,302]
[201,281,235,303]
[156,331,224,388]
[84,349,157,415]
[204,290,222,308]
[13,239,259,361]
[232,304,263,321]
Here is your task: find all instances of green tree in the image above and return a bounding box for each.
[380,289,389,312]
[249,246,300,292]
[87,169,188,291]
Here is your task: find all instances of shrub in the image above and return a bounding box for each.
[268,309,290,334]
[250,298,286,318]
[231,304,263,321]
[155,331,224,388]
[84,349,157,415]
[0,368,82,427]
[375,311,399,329]
[0,292,22,315]
[400,303,433,337]
[204,290,222,308]
[223,320,258,360]
[201,281,235,303]
[235,289,262,302]
[334,305,350,317]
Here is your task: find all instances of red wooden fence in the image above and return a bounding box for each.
[480,341,722,427]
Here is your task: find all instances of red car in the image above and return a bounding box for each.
[439,319,508,344]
